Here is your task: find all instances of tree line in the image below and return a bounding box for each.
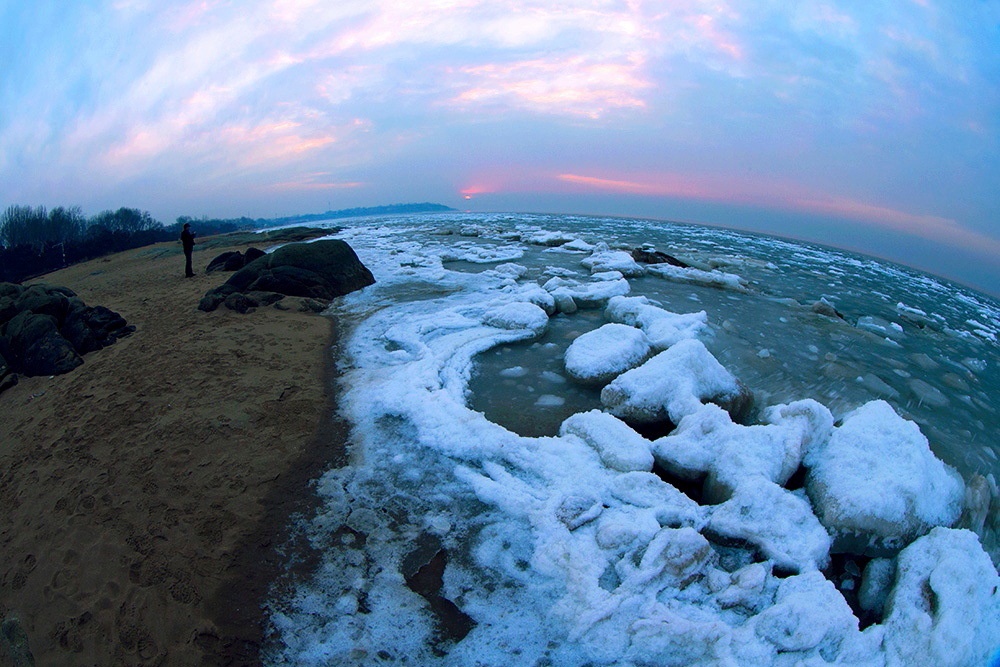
[1,201,455,283]
[0,205,183,283]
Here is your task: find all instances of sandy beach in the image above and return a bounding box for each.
[0,236,347,665]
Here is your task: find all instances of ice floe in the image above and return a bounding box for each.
[804,400,964,551]
[564,323,650,384]
[601,339,744,423]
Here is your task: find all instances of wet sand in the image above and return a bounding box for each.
[0,237,349,665]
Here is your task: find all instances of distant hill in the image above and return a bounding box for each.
[173,202,456,237]
[265,202,456,226]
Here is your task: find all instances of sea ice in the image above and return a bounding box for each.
[560,410,653,472]
[267,215,1000,667]
[804,400,964,549]
[581,249,645,277]
[601,339,741,423]
[605,295,707,350]
[546,277,631,309]
[563,323,651,384]
[881,527,1000,666]
[705,477,832,572]
[646,263,749,291]
[482,302,549,334]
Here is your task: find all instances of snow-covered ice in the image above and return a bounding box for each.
[265,214,1000,667]
[563,323,650,384]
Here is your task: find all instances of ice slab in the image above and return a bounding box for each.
[605,295,707,350]
[601,339,741,424]
[564,323,651,384]
[804,400,964,549]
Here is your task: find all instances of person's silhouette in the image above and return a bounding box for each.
[180,223,196,278]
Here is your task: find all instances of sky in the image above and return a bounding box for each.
[1,1,999,295]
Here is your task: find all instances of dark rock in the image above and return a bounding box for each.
[245,291,284,306]
[61,306,101,353]
[811,299,844,320]
[206,251,246,274]
[0,371,17,394]
[632,248,690,267]
[198,293,227,312]
[297,298,327,313]
[15,285,71,321]
[223,293,257,314]
[0,296,18,327]
[715,380,755,424]
[85,306,133,344]
[0,283,24,300]
[0,283,132,377]
[201,240,374,310]
[243,247,266,264]
[0,311,82,375]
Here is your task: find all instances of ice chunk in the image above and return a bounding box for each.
[714,562,770,611]
[553,280,631,309]
[602,339,741,424]
[605,296,707,350]
[524,230,574,246]
[556,492,603,530]
[482,302,549,334]
[581,249,645,277]
[646,263,748,292]
[561,238,595,252]
[607,471,701,527]
[520,286,556,315]
[560,410,653,472]
[882,528,1000,666]
[706,478,832,572]
[535,394,565,407]
[625,606,733,666]
[490,262,528,278]
[750,571,860,656]
[804,400,964,548]
[857,315,905,340]
[858,557,895,617]
[618,527,716,590]
[595,506,661,552]
[907,378,949,407]
[651,404,730,480]
[564,323,651,385]
[498,366,527,378]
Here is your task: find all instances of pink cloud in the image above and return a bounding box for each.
[688,13,743,61]
[450,54,652,118]
[552,170,999,255]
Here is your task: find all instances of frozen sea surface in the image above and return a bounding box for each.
[265,213,1000,666]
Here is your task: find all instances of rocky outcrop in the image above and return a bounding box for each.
[811,298,844,320]
[632,248,690,267]
[205,247,267,274]
[0,282,134,386]
[199,240,375,313]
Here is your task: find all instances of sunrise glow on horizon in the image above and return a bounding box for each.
[1,1,998,293]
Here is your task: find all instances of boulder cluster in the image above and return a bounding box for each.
[0,282,134,392]
[198,239,375,314]
[205,247,266,273]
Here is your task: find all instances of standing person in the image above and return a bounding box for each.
[180,223,196,277]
